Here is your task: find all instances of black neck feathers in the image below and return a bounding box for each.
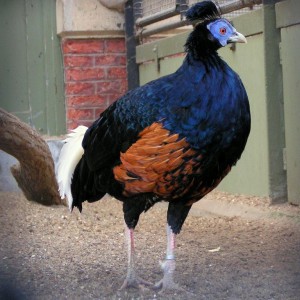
[184,20,222,69]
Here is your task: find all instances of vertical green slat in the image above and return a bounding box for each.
[0,0,65,135]
[276,0,300,205]
[51,0,66,135]
[43,0,54,134]
[263,5,287,202]
[0,0,30,114]
[25,0,46,132]
[42,0,66,135]
[280,25,300,205]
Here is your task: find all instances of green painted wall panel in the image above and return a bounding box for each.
[0,0,66,135]
[263,5,286,201]
[139,56,184,86]
[280,24,300,205]
[137,32,188,64]
[25,0,47,131]
[275,0,300,205]
[0,0,29,113]
[218,34,270,197]
[276,0,300,28]
[39,0,65,135]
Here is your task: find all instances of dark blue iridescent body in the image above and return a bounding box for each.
[72,11,250,234]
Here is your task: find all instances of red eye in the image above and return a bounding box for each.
[219,27,227,35]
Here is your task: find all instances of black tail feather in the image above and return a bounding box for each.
[71,155,105,212]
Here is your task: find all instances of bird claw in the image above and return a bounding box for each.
[154,278,182,293]
[119,275,153,291]
[154,278,194,295]
[154,259,176,292]
[154,259,192,294]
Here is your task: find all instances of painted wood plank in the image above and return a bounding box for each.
[280,24,300,205]
[0,0,66,135]
[276,0,300,29]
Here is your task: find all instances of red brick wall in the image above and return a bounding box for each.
[62,38,128,130]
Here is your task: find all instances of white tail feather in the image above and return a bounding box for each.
[56,126,88,211]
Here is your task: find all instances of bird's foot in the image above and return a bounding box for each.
[154,277,183,293]
[119,270,152,291]
[154,259,185,293]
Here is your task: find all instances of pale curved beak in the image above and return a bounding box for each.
[228,31,247,44]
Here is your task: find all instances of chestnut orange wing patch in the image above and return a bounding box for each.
[113,123,202,199]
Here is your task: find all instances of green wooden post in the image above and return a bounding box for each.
[0,0,65,135]
[276,0,300,205]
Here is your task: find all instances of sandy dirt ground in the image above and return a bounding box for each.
[0,191,300,300]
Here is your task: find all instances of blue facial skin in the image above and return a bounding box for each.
[207,19,236,46]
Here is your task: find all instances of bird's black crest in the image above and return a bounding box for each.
[186,1,220,22]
